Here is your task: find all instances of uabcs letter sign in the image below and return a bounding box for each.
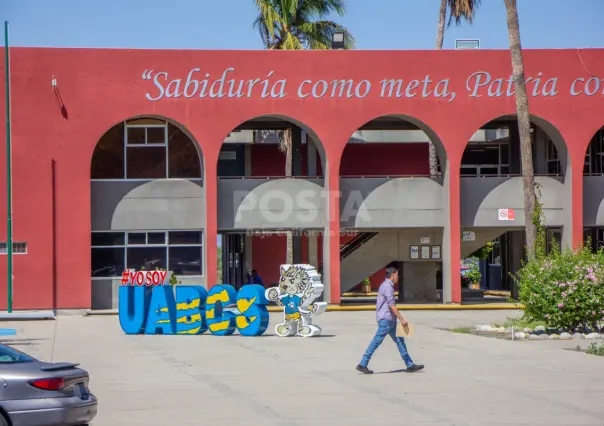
[118,284,270,337]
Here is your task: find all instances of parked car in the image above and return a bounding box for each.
[0,343,97,426]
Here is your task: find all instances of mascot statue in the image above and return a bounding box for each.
[265,264,328,337]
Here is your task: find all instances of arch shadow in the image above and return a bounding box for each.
[460,114,570,227]
[90,114,204,178]
[339,113,448,177]
[217,113,328,178]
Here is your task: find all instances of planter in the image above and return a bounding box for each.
[361,284,371,294]
[470,282,480,290]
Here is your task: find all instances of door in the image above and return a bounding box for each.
[221,233,246,290]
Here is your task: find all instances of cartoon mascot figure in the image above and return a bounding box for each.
[266,264,327,337]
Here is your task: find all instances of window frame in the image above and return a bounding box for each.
[91,230,204,278]
[0,242,28,255]
[91,119,202,182]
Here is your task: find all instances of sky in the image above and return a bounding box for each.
[1,0,603,50]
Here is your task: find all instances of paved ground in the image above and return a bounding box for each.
[1,309,603,426]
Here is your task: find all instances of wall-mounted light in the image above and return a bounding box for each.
[331,32,345,50]
[51,75,57,89]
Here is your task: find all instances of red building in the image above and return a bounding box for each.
[0,47,603,310]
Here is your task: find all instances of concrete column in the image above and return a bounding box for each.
[441,157,461,304]
[323,159,341,304]
[204,153,219,290]
[292,128,303,262]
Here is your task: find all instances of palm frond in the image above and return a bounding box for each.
[298,20,354,49]
[447,0,481,26]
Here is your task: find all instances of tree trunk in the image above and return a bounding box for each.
[504,0,537,260]
[281,128,294,264]
[436,0,447,50]
[429,0,447,177]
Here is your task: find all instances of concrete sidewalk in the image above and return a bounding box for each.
[1,309,603,426]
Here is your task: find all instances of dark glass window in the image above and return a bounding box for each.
[168,125,202,178]
[127,233,146,245]
[146,127,166,144]
[91,232,125,246]
[169,231,202,245]
[127,247,167,270]
[126,147,166,179]
[91,124,125,179]
[169,246,203,275]
[126,127,145,144]
[91,247,125,277]
[147,232,166,244]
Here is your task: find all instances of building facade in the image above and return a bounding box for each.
[0,47,603,310]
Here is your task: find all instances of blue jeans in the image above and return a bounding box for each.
[360,319,414,368]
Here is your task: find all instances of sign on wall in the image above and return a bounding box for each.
[498,208,516,221]
[455,39,480,49]
[462,231,476,241]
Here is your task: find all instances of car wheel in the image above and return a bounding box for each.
[0,413,8,426]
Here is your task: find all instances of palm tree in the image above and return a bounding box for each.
[433,0,481,177]
[504,0,537,260]
[254,0,354,264]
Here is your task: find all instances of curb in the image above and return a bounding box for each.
[86,303,523,315]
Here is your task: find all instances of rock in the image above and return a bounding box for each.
[505,327,514,334]
[539,334,549,340]
[534,325,546,332]
[533,330,546,336]
[529,334,540,340]
[573,333,586,340]
[523,327,532,333]
[513,332,526,339]
[549,334,560,340]
[586,332,601,339]
[476,325,492,332]
[559,332,573,340]
[497,327,505,333]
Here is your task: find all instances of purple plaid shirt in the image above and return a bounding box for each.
[376,278,396,322]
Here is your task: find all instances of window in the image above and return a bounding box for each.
[91,118,202,180]
[0,242,27,254]
[546,140,561,176]
[0,345,35,364]
[91,231,203,277]
[461,142,509,177]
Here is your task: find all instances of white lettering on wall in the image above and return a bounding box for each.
[141,68,604,101]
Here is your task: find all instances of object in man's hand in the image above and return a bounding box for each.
[396,322,414,337]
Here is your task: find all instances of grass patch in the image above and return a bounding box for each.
[449,327,474,334]
[492,316,544,330]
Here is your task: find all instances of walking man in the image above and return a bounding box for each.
[356,266,424,374]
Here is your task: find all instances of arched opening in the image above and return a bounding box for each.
[216,115,326,290]
[90,117,204,310]
[459,115,569,301]
[337,114,447,304]
[582,126,604,251]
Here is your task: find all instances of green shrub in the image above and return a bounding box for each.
[515,244,604,331]
[586,341,604,356]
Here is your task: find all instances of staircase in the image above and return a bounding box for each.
[317,232,378,276]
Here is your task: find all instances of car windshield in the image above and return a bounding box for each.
[0,344,36,364]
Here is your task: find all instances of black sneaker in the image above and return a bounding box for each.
[356,365,373,374]
[407,364,424,372]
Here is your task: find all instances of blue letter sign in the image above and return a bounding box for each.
[118,284,269,336]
